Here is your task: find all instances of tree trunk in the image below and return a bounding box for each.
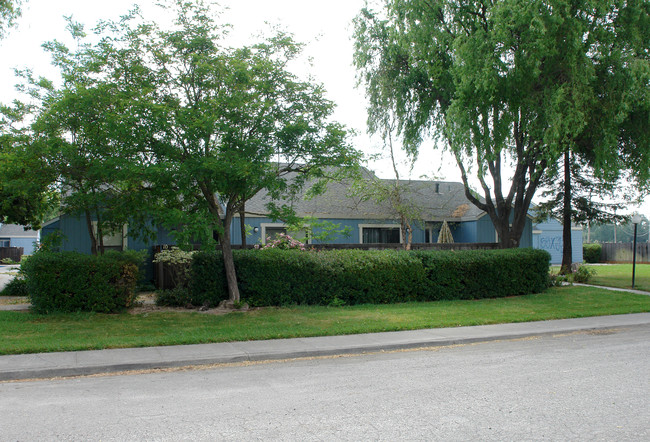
[561,151,573,274]
[239,205,246,248]
[85,210,98,255]
[400,216,412,250]
[221,212,241,304]
[97,224,105,255]
[492,213,521,249]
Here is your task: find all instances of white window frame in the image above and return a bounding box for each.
[358,223,403,244]
[260,223,310,245]
[91,222,128,250]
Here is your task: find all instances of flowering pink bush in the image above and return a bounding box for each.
[255,233,306,251]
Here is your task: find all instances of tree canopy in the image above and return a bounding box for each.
[354,0,650,249]
[0,83,56,229]
[0,0,24,39]
[18,1,357,299]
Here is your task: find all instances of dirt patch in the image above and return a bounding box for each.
[128,296,254,316]
[0,296,29,306]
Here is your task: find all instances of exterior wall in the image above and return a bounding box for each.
[476,215,498,243]
[45,213,538,250]
[6,237,38,255]
[44,212,542,255]
[519,220,533,248]
[533,218,583,265]
[455,221,478,243]
[0,224,40,255]
[235,217,429,245]
[475,214,534,248]
[42,216,165,255]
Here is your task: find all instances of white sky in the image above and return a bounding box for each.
[0,0,646,217]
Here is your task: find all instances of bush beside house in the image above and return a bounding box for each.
[583,243,602,263]
[21,251,143,313]
[189,248,551,307]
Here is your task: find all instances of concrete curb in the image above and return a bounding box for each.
[2,313,649,381]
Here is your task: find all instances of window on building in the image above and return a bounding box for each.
[0,238,10,247]
[362,227,401,244]
[91,223,127,251]
[262,225,310,244]
[265,227,287,240]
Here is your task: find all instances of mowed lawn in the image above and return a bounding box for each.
[583,263,650,292]
[2,285,650,355]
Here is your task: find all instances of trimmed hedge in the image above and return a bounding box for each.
[583,243,602,263]
[412,248,550,300]
[21,251,142,313]
[191,248,551,307]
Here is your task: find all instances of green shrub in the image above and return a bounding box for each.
[413,248,550,300]
[190,251,229,307]
[1,277,28,297]
[236,248,426,307]
[583,243,602,263]
[190,248,550,307]
[21,251,142,314]
[155,286,193,307]
[572,265,596,283]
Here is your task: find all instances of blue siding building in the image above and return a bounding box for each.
[42,176,539,257]
[533,218,583,265]
[0,224,39,255]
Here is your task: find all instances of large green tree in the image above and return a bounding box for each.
[144,2,356,302]
[66,1,356,301]
[17,18,158,254]
[531,1,650,272]
[354,0,650,249]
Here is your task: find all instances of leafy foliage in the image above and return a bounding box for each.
[536,154,638,226]
[572,265,597,283]
[0,100,57,229]
[0,275,27,297]
[21,251,143,313]
[255,233,306,250]
[153,246,195,288]
[354,0,650,249]
[190,248,550,307]
[155,286,193,307]
[583,244,602,264]
[74,0,358,301]
[0,0,23,39]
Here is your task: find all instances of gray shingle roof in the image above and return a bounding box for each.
[0,224,39,237]
[245,172,484,222]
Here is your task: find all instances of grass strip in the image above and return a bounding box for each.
[583,264,650,292]
[1,285,649,355]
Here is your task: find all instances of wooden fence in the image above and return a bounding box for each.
[599,242,650,263]
[151,242,500,289]
[0,247,23,263]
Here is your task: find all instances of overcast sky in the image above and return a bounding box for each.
[1,0,645,216]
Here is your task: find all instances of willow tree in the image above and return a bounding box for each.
[354,0,650,249]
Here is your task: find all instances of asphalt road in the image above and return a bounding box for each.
[1,325,649,441]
